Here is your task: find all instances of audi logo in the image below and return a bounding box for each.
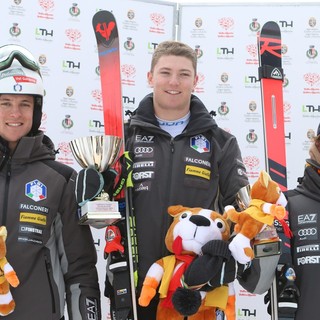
[298,228,317,236]
[134,147,153,154]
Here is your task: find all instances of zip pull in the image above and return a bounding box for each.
[6,158,12,178]
[170,138,175,153]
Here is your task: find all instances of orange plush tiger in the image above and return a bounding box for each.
[225,170,287,264]
[0,226,19,316]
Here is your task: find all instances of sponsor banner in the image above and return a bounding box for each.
[4,1,320,318]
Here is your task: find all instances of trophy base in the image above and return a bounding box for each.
[254,239,282,258]
[79,201,122,229]
[253,225,282,258]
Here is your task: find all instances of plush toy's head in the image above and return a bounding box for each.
[165,205,230,256]
[251,170,285,205]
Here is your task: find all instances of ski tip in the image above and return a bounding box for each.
[92,10,116,27]
[92,10,118,48]
[260,21,281,37]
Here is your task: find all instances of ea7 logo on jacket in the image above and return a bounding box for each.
[25,179,47,202]
[135,135,155,143]
[86,297,99,320]
[298,213,317,225]
[190,134,210,153]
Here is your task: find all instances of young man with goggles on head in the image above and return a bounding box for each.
[0,44,101,320]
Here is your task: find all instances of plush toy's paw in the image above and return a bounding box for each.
[229,233,254,264]
[224,205,235,212]
[0,299,15,316]
[224,206,240,225]
[138,286,156,307]
[172,287,201,316]
[6,271,19,288]
[138,277,158,307]
[270,204,286,220]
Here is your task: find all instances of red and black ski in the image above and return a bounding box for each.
[258,21,287,192]
[258,21,291,320]
[93,10,123,138]
[258,20,285,320]
[93,10,137,320]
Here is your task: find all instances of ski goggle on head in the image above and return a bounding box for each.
[0,44,40,74]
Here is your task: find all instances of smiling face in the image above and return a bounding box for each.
[147,55,198,120]
[0,94,34,151]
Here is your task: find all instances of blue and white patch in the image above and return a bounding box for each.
[25,179,47,202]
[190,134,210,153]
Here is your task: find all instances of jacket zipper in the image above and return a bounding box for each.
[161,137,175,255]
[169,138,175,153]
[45,254,56,313]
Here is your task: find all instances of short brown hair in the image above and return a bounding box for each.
[150,41,197,74]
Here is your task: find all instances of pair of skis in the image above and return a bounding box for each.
[92,10,138,320]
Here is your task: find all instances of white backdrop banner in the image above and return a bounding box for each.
[179,3,320,190]
[1,1,320,319]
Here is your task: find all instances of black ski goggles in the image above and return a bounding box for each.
[0,44,40,73]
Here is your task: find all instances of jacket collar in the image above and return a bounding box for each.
[131,93,217,134]
[296,165,320,200]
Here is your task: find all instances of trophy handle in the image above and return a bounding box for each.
[235,184,251,210]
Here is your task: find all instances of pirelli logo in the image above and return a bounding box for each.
[185,165,210,180]
[20,212,47,225]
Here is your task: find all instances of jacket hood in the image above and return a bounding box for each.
[0,133,56,167]
[296,164,320,201]
[131,93,217,134]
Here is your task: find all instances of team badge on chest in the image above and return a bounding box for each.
[25,179,47,202]
[190,134,210,153]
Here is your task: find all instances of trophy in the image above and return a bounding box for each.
[69,135,123,229]
[235,184,281,258]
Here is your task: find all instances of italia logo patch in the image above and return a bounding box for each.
[25,179,47,202]
[190,134,210,153]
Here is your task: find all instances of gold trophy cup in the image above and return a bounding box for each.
[69,135,123,229]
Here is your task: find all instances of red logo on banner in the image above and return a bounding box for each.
[150,13,165,27]
[304,73,320,86]
[243,156,260,171]
[39,0,54,12]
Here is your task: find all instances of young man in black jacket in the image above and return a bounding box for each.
[125,40,249,319]
[0,44,101,320]
[286,124,320,320]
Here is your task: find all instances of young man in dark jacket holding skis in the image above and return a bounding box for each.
[0,44,101,320]
[285,124,320,320]
[124,40,249,319]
